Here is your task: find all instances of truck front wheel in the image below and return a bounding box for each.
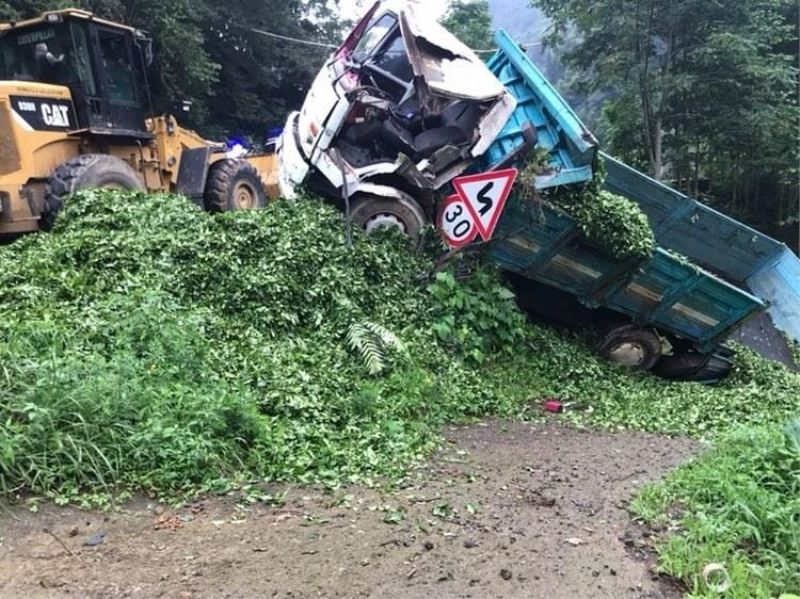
[349,195,427,241]
[599,325,661,370]
[42,154,145,231]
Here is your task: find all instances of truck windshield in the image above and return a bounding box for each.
[0,22,96,95]
[351,13,396,64]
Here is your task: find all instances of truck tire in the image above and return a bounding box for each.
[41,154,145,231]
[350,195,426,241]
[654,352,711,380]
[654,350,733,382]
[599,325,661,370]
[204,159,267,212]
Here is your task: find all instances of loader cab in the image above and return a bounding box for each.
[0,11,152,137]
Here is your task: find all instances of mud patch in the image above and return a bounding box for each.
[0,421,699,599]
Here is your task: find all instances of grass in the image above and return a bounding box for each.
[631,422,800,597]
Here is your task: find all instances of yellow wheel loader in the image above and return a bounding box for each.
[0,9,278,237]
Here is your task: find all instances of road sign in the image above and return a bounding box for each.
[452,168,518,241]
[438,194,478,249]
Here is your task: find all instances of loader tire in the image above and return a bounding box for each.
[350,195,426,241]
[598,325,661,370]
[41,154,145,231]
[204,159,267,212]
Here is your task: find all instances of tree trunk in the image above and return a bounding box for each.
[653,118,663,181]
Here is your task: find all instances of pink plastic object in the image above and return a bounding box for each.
[543,399,563,413]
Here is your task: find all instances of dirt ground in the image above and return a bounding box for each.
[0,421,700,599]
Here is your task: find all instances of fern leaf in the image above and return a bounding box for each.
[346,323,388,375]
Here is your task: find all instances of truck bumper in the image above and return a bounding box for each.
[276,112,309,199]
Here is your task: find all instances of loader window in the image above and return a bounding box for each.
[69,24,96,97]
[0,23,94,95]
[98,30,136,104]
[0,26,72,81]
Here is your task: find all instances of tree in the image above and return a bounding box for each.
[532,0,799,248]
[201,0,340,139]
[440,0,494,52]
[0,0,339,137]
[1,0,220,127]
[0,2,18,19]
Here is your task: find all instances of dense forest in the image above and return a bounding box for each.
[459,0,800,249]
[1,0,798,248]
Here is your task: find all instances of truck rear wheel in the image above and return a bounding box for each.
[599,325,661,370]
[42,154,145,231]
[654,350,733,382]
[350,195,426,241]
[654,352,711,380]
[204,159,267,212]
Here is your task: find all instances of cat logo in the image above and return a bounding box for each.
[41,103,71,128]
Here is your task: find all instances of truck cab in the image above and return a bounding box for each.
[277,0,516,238]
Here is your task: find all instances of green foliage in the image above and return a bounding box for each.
[0,190,798,512]
[557,189,656,261]
[346,322,406,376]
[0,1,18,19]
[0,190,522,499]
[632,421,800,596]
[540,158,657,261]
[428,269,527,364]
[440,0,494,51]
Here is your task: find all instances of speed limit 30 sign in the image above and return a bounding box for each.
[438,194,478,249]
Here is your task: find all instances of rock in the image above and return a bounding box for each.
[83,531,107,547]
[463,538,478,549]
[500,569,512,581]
[564,537,584,546]
[423,540,434,551]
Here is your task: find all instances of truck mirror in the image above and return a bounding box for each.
[134,31,154,66]
[142,38,154,66]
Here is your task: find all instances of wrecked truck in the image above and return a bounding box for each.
[277,0,516,238]
[277,3,779,381]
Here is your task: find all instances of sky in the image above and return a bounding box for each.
[336,0,451,21]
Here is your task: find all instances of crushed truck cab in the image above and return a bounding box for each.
[277,0,515,236]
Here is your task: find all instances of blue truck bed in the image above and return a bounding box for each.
[482,29,768,355]
[489,198,765,352]
[602,155,800,343]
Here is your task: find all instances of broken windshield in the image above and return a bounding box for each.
[350,13,396,64]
